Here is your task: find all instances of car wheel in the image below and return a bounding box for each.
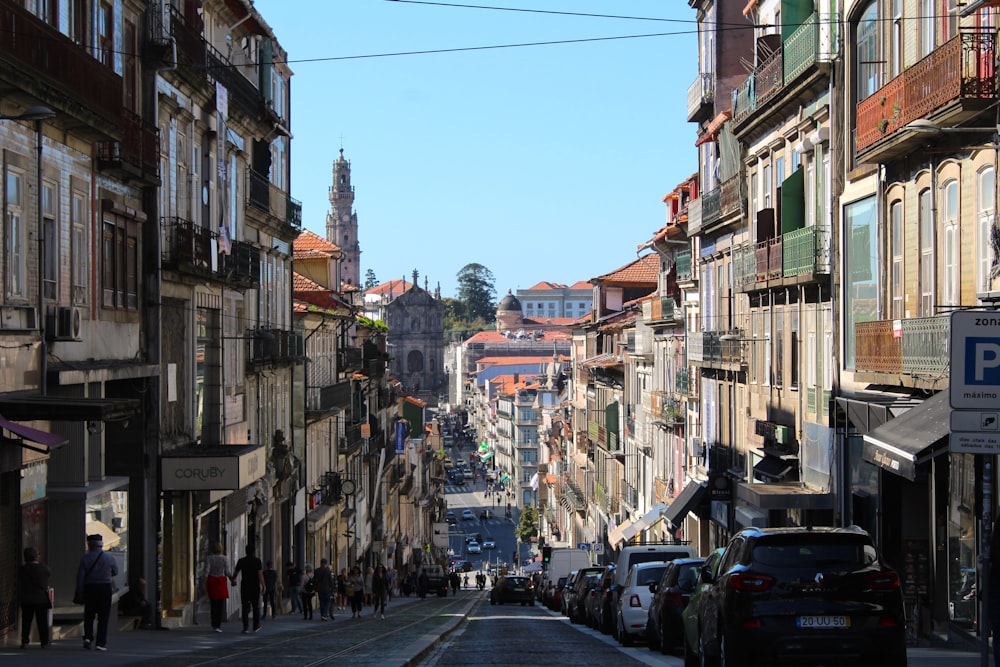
[646,618,660,651]
[618,616,633,646]
[719,632,744,667]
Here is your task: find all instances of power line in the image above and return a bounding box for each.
[386,0,698,24]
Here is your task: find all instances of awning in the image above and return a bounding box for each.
[663,481,708,531]
[85,520,121,550]
[0,395,141,421]
[753,456,795,483]
[480,452,495,462]
[0,413,68,453]
[695,110,732,147]
[836,394,920,436]
[608,519,631,548]
[631,502,668,535]
[862,391,950,481]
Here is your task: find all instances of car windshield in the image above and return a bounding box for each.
[635,566,667,587]
[751,536,876,571]
[506,577,528,586]
[675,563,701,590]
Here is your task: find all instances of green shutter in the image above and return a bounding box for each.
[780,167,805,234]
[605,401,620,451]
[781,0,813,41]
[403,401,423,435]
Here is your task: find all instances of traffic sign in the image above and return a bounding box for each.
[950,311,1000,409]
[951,411,1000,432]
[952,432,1000,455]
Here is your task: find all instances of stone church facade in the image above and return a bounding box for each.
[385,271,446,398]
[326,148,360,287]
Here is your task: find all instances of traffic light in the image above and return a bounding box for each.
[542,546,552,564]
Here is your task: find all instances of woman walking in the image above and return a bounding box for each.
[205,541,231,633]
[337,568,348,610]
[371,564,389,619]
[19,547,51,649]
[348,566,365,618]
[300,564,315,620]
[364,566,374,606]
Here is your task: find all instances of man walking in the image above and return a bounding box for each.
[262,561,279,619]
[314,558,335,620]
[76,534,117,651]
[230,544,264,633]
[285,561,303,614]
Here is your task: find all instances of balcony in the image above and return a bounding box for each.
[676,250,693,283]
[675,369,690,397]
[248,326,304,369]
[649,295,678,322]
[689,331,746,370]
[0,0,122,136]
[701,187,721,227]
[736,226,830,292]
[170,4,209,92]
[687,72,714,122]
[207,42,265,123]
[854,315,949,384]
[687,197,703,235]
[96,109,161,185]
[720,175,744,218]
[733,13,829,136]
[162,218,260,288]
[855,30,996,162]
[247,169,303,236]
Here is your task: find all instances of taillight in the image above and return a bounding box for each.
[879,616,900,627]
[665,589,684,607]
[741,618,762,629]
[629,594,642,608]
[867,571,900,591]
[729,572,775,592]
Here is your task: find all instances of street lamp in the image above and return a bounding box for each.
[904,118,998,136]
[0,106,56,395]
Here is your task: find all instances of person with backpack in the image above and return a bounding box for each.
[300,564,315,620]
[285,562,303,614]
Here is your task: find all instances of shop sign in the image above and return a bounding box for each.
[20,461,46,503]
[161,446,266,490]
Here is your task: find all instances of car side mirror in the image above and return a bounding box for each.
[700,564,715,584]
[648,583,657,594]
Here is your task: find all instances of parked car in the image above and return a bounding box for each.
[468,541,482,554]
[680,548,726,666]
[610,561,669,645]
[465,532,483,544]
[490,575,535,605]
[589,565,619,633]
[561,571,580,616]
[549,575,569,611]
[462,508,475,521]
[608,543,698,634]
[696,526,907,667]
[567,567,605,624]
[483,536,496,549]
[645,557,704,653]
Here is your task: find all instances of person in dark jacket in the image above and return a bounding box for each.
[119,577,153,629]
[76,534,118,651]
[262,561,279,619]
[313,558,335,620]
[230,544,264,634]
[286,561,303,614]
[371,564,389,619]
[19,547,51,649]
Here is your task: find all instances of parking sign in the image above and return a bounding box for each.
[950,311,1000,409]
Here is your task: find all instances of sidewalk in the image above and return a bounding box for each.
[1,591,478,667]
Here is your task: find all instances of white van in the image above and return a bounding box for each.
[610,544,698,621]
[542,547,593,588]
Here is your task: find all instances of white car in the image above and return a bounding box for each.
[616,561,670,645]
[467,541,482,554]
[483,537,496,549]
[461,509,475,521]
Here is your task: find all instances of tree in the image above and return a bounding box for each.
[456,263,496,323]
[517,506,538,542]
[363,268,378,291]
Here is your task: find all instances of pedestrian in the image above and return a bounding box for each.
[19,546,51,649]
[387,566,396,600]
[418,568,428,599]
[300,564,315,620]
[262,560,279,619]
[230,544,264,634]
[75,533,118,651]
[286,561,303,614]
[120,576,153,629]
[348,566,365,618]
[364,565,374,606]
[337,568,348,610]
[205,541,231,633]
[449,569,459,596]
[314,558,335,620]
[372,564,389,619]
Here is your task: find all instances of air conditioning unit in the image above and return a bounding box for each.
[0,305,38,331]
[52,306,83,341]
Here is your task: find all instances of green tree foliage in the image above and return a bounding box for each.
[517,506,538,542]
[364,268,378,290]
[456,263,496,323]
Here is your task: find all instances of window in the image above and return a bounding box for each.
[919,188,934,316]
[945,0,958,41]
[857,2,880,99]
[69,0,87,46]
[763,307,772,387]
[71,187,88,305]
[42,179,57,300]
[790,306,799,388]
[102,210,139,310]
[942,179,959,307]
[978,167,996,296]
[123,19,138,112]
[844,196,877,369]
[98,1,114,67]
[775,307,783,387]
[750,171,758,216]
[762,162,772,210]
[890,200,903,319]
[5,168,25,298]
[920,0,935,58]
[890,0,902,77]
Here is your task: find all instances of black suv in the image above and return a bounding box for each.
[696,526,906,667]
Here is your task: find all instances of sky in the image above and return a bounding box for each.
[252,0,700,299]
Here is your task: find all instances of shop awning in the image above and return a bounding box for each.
[85,520,121,549]
[0,394,142,421]
[663,481,708,531]
[862,391,950,481]
[0,413,68,453]
[633,502,669,534]
[480,452,495,462]
[752,456,795,483]
[608,518,635,548]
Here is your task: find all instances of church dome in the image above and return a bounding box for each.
[497,290,521,312]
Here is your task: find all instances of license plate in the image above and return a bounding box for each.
[797,615,850,629]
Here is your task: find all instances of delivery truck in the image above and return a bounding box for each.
[542,547,593,588]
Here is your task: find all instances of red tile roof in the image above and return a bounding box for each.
[294,229,341,258]
[593,253,659,286]
[365,279,412,297]
[568,280,592,290]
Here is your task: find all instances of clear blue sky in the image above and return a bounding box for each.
[253,0,699,299]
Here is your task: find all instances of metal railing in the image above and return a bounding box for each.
[854,315,949,377]
[686,72,714,120]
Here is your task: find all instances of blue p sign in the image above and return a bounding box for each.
[965,337,1000,385]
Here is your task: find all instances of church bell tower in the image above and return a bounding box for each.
[326,148,361,287]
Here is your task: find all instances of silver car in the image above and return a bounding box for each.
[615,561,670,645]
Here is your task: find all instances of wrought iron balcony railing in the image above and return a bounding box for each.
[676,250,692,282]
[854,315,949,377]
